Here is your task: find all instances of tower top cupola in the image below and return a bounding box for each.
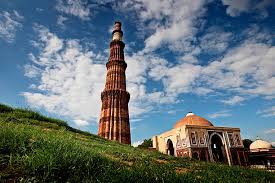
[112,21,123,41]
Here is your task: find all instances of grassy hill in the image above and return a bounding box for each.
[0,104,274,182]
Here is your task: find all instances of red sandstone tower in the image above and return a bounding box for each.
[98,21,131,144]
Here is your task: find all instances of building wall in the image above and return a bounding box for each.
[248,149,275,168]
[152,126,189,156]
[186,126,244,165]
[153,125,247,166]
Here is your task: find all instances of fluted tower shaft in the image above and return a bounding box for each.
[98,21,131,144]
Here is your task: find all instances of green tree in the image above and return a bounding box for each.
[243,139,253,151]
[138,139,152,148]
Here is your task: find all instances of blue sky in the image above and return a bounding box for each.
[0,0,275,146]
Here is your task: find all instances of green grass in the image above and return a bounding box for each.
[0,104,274,182]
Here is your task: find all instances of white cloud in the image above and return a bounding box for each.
[167,110,176,114]
[125,53,179,116]
[131,118,143,123]
[23,25,105,124]
[198,41,275,99]
[56,0,91,20]
[127,27,275,106]
[57,15,68,28]
[163,63,202,95]
[120,1,275,103]
[259,106,275,117]
[180,54,199,64]
[36,8,44,12]
[193,87,214,96]
[126,53,148,84]
[133,12,274,110]
[0,10,23,43]
[242,25,273,43]
[265,129,275,134]
[74,119,89,127]
[21,1,275,128]
[132,140,143,147]
[255,0,275,17]
[147,56,169,80]
[208,110,232,119]
[23,25,179,125]
[221,96,245,105]
[119,0,207,53]
[24,64,42,78]
[221,0,275,17]
[199,27,232,53]
[116,2,274,102]
[222,0,250,17]
[13,10,24,20]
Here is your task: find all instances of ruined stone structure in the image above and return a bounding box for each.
[98,21,131,144]
[249,138,275,169]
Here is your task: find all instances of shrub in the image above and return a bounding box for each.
[0,104,13,113]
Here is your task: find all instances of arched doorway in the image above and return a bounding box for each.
[193,152,199,160]
[200,150,207,161]
[167,139,174,156]
[210,134,226,163]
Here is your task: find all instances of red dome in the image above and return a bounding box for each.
[174,112,213,128]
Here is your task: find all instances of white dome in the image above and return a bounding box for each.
[250,139,272,150]
[174,112,213,128]
[186,112,195,117]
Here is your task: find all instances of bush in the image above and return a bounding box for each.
[0,104,13,113]
[138,139,153,149]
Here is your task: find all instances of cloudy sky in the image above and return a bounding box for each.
[0,0,274,146]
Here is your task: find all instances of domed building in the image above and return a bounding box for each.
[250,138,272,152]
[248,138,275,169]
[152,112,248,166]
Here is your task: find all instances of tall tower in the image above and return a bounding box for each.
[98,21,131,144]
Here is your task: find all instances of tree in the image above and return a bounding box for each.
[242,139,253,151]
[137,139,152,148]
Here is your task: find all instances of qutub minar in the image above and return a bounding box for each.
[98,21,131,144]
